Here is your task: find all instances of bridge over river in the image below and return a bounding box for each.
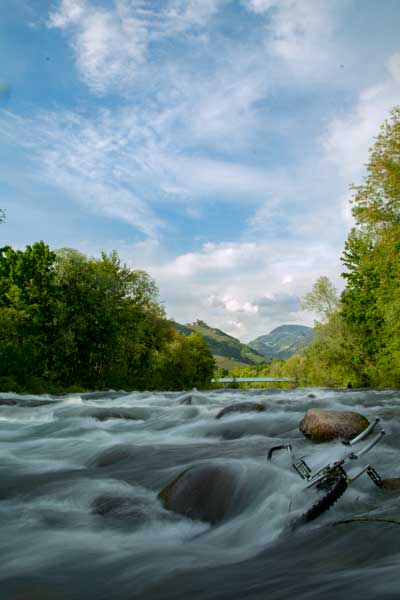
[212,377,297,384]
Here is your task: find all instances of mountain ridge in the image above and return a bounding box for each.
[248,324,313,359]
[172,320,313,369]
[172,320,267,370]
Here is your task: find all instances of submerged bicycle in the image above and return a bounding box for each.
[268,417,386,525]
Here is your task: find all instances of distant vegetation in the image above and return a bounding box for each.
[174,320,267,370]
[248,325,313,359]
[0,245,215,393]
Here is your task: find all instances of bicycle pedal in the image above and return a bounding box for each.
[293,459,311,480]
[367,466,383,488]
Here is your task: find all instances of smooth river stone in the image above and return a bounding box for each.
[299,409,369,443]
[159,463,238,524]
[216,402,266,419]
[94,410,138,422]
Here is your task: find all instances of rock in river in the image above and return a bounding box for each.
[92,495,146,522]
[94,410,138,422]
[299,409,369,442]
[0,397,18,406]
[216,402,265,419]
[159,464,239,524]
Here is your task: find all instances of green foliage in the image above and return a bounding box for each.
[351,106,400,227]
[339,107,400,386]
[151,331,215,390]
[0,244,214,392]
[173,319,266,368]
[302,276,339,322]
[248,325,313,359]
[297,106,400,388]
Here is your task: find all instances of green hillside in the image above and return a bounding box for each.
[248,324,313,359]
[173,320,267,369]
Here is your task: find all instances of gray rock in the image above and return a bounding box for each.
[178,393,193,405]
[0,397,18,406]
[159,464,238,524]
[92,494,146,522]
[216,402,265,419]
[94,410,138,422]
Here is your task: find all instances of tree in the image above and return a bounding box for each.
[0,243,214,392]
[302,276,339,322]
[350,106,400,228]
[339,106,400,385]
[0,242,59,389]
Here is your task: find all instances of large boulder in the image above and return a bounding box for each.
[216,402,265,419]
[299,409,369,442]
[159,464,238,524]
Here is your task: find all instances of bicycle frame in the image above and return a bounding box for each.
[268,417,385,490]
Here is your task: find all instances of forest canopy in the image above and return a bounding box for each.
[0,244,215,393]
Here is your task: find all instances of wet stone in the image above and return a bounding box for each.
[94,410,138,422]
[216,402,266,419]
[299,409,369,443]
[0,397,18,406]
[178,394,193,405]
[159,463,238,524]
[92,494,147,522]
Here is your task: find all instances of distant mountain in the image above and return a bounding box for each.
[248,325,313,359]
[173,320,267,370]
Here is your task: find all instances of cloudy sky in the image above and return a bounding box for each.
[1,0,400,341]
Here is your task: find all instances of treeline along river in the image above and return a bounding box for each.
[1,388,400,599]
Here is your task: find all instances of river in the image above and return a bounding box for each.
[0,388,399,600]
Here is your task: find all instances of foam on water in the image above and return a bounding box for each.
[1,388,400,599]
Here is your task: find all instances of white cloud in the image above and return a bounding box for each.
[166,0,225,30]
[208,294,259,314]
[323,52,400,180]
[243,0,338,78]
[0,110,162,238]
[159,242,259,277]
[144,239,343,340]
[48,0,225,94]
[49,0,148,93]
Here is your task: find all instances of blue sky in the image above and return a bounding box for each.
[1,0,400,341]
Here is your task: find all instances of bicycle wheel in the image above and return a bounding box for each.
[301,472,348,523]
[289,472,348,530]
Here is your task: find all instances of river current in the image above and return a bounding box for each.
[0,388,399,600]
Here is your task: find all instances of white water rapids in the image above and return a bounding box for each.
[0,388,399,600]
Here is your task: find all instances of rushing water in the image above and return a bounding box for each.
[1,388,400,600]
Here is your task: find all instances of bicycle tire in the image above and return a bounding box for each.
[301,473,348,523]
